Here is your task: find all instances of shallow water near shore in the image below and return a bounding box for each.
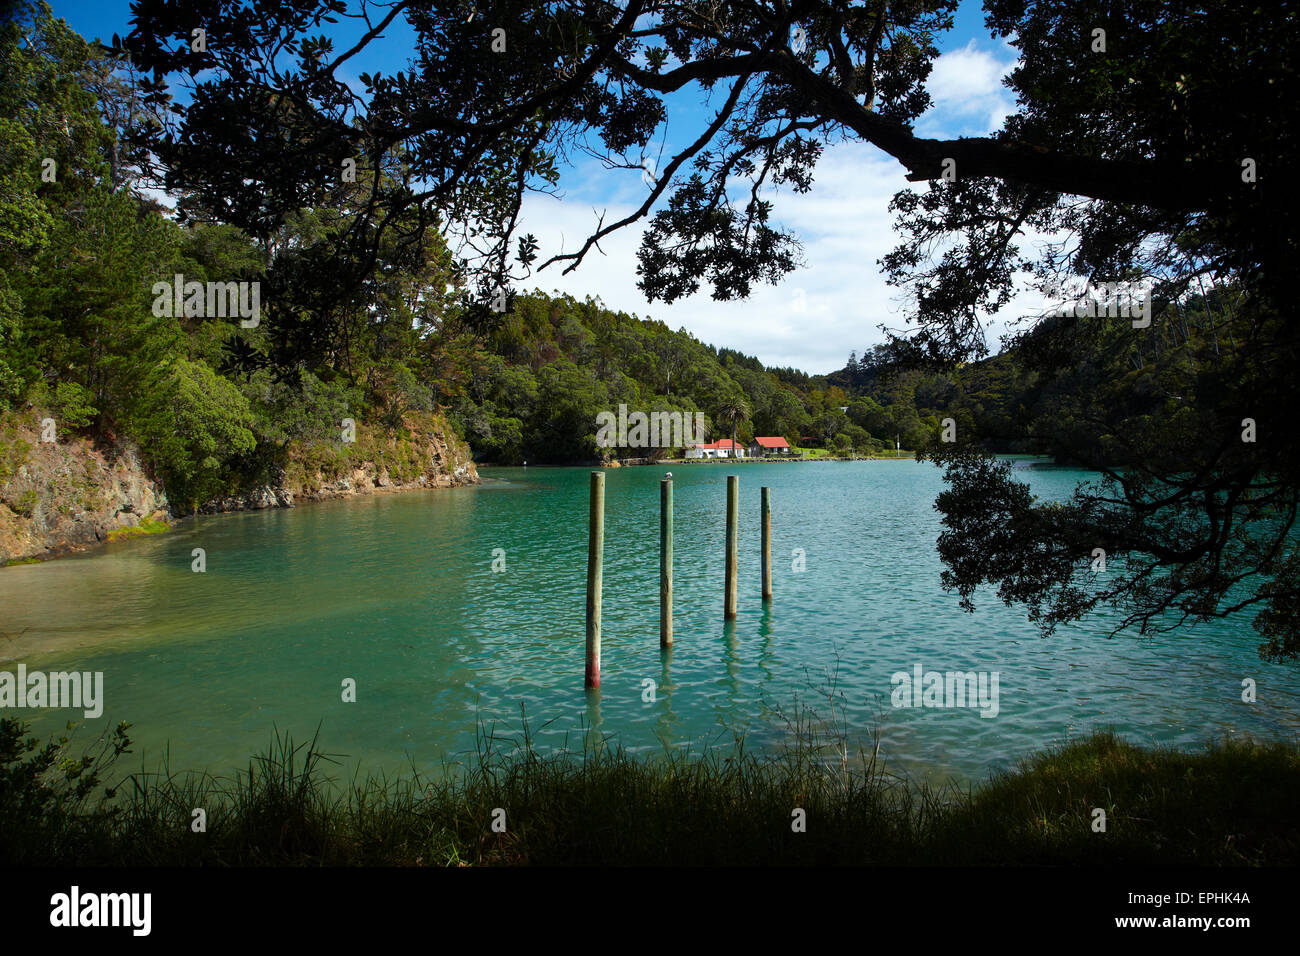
[2,459,1298,787]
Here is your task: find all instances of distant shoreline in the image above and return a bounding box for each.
[479,453,921,469]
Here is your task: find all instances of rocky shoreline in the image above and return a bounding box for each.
[199,461,478,514]
[0,433,171,564]
[1,414,479,566]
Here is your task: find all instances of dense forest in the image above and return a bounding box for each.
[6,0,1291,678]
[0,2,1046,509]
[3,3,1247,504]
[5,0,1300,891]
[2,5,468,513]
[437,294,1046,463]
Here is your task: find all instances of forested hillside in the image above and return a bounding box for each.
[447,275,1243,466]
[0,5,483,550]
[435,290,1045,463]
[0,1,1042,514]
[15,2,1224,509]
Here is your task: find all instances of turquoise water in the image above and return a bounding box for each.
[2,459,1298,786]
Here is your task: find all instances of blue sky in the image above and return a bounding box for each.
[51,0,1031,374]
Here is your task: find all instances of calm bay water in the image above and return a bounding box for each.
[2,459,1298,786]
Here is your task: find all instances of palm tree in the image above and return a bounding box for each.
[717,397,751,457]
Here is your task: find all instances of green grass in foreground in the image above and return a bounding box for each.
[2,714,1296,866]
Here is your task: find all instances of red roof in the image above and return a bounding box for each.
[696,439,741,449]
[753,436,789,448]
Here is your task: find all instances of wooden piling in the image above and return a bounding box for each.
[725,474,738,618]
[585,471,604,689]
[660,477,673,648]
[761,485,772,601]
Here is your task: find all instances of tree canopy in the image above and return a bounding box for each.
[102,1,1300,661]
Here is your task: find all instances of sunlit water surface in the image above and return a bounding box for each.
[2,459,1297,786]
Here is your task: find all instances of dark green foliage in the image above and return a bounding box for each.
[0,716,132,864]
[877,3,1300,659]
[3,715,1295,866]
[15,0,1298,657]
[132,358,258,507]
[0,3,464,512]
[108,0,1300,654]
[433,288,1040,465]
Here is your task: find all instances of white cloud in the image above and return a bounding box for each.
[137,184,176,211]
[518,143,1047,375]
[916,38,1019,138]
[927,40,1010,108]
[512,39,1042,376]
[515,145,901,374]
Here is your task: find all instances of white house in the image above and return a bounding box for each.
[685,439,746,459]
